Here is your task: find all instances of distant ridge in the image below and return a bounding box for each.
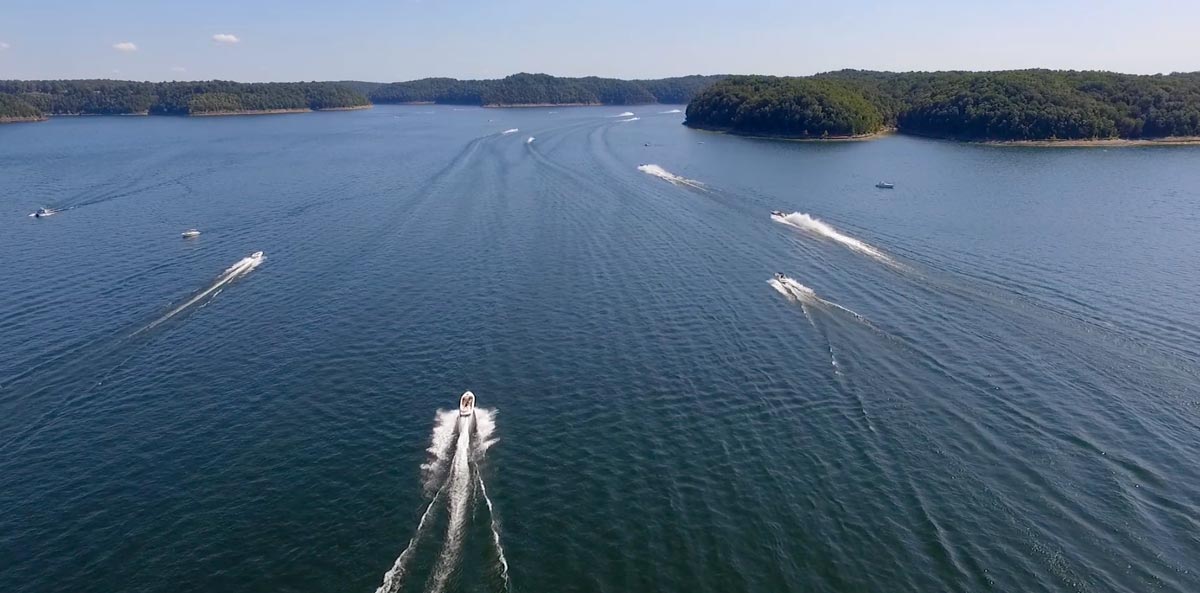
[0,80,370,121]
[365,73,726,107]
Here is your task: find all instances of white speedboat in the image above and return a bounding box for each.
[31,207,55,218]
[249,251,264,261]
[181,229,201,238]
[875,182,895,189]
[774,272,789,282]
[459,391,476,417]
[771,210,785,218]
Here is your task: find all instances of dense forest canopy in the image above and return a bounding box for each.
[0,80,369,117]
[368,73,725,106]
[686,70,1200,140]
[0,93,44,119]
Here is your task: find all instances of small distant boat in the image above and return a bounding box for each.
[250,251,264,260]
[875,182,895,189]
[774,272,789,282]
[181,229,201,238]
[31,207,55,218]
[459,391,476,417]
[771,210,785,218]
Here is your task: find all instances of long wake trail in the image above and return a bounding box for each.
[472,408,509,591]
[428,414,474,593]
[769,276,870,324]
[374,487,446,593]
[139,252,264,332]
[374,406,508,593]
[770,277,877,430]
[772,211,895,266]
[374,410,460,593]
[477,472,511,593]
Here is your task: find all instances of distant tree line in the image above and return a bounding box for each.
[685,70,1200,140]
[0,80,369,118]
[366,73,725,106]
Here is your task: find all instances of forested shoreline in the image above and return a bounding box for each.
[6,71,1200,143]
[0,80,370,121]
[367,73,725,106]
[685,70,1200,141]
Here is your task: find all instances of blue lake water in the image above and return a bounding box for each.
[1,105,1198,593]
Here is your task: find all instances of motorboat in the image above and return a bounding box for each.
[249,251,264,260]
[181,229,201,238]
[774,272,788,282]
[459,391,476,417]
[32,207,54,218]
[875,182,895,189]
[771,210,785,218]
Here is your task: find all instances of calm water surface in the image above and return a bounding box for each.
[1,106,1198,593]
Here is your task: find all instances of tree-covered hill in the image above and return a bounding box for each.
[368,73,725,106]
[0,93,45,121]
[686,70,1200,141]
[0,80,370,118]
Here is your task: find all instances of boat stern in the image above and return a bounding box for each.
[459,391,475,417]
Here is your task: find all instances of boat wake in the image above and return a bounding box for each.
[772,211,894,265]
[140,251,265,332]
[659,108,683,114]
[501,128,519,135]
[637,164,705,190]
[375,402,508,593]
[769,276,869,322]
[617,117,640,123]
[612,111,635,117]
[427,414,474,593]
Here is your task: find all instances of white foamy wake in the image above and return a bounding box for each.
[470,407,508,590]
[374,409,466,593]
[772,211,893,264]
[373,486,446,593]
[375,405,508,593]
[501,128,519,135]
[612,111,635,117]
[637,164,705,190]
[142,251,264,331]
[477,471,511,592]
[474,408,499,454]
[421,410,461,495]
[526,136,535,144]
[659,108,683,114]
[617,117,640,123]
[769,276,869,322]
[428,414,474,593]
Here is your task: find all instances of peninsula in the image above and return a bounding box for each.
[684,70,1200,143]
[0,80,371,122]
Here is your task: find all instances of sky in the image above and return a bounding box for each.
[0,0,1196,82]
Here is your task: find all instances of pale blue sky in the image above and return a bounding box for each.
[0,0,1196,81]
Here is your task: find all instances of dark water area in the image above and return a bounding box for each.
[1,106,1198,593]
